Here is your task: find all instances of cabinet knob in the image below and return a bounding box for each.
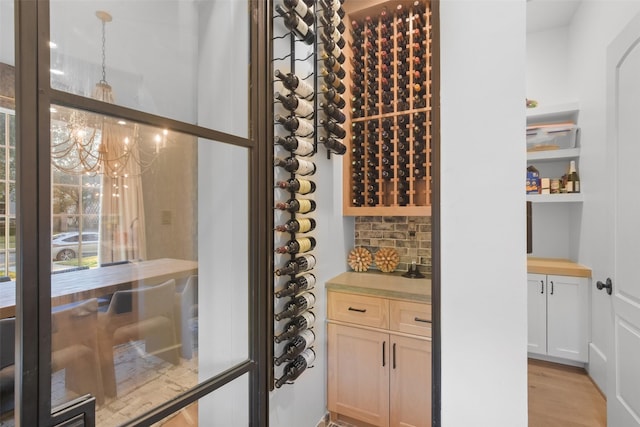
[596,278,613,295]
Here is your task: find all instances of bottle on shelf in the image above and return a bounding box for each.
[352,194,364,206]
[275,177,316,194]
[320,31,346,50]
[320,102,346,124]
[274,217,317,233]
[275,4,315,45]
[274,91,315,118]
[320,119,347,139]
[275,114,315,138]
[274,273,317,299]
[321,86,346,109]
[323,55,346,79]
[273,155,317,176]
[567,160,580,193]
[274,198,317,214]
[274,69,314,100]
[274,311,315,343]
[275,135,315,157]
[274,330,316,366]
[275,237,317,255]
[274,292,316,321]
[283,0,315,26]
[274,254,317,277]
[274,348,316,388]
[322,71,346,94]
[324,40,346,65]
[319,136,347,155]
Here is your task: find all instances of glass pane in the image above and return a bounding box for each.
[0,147,5,181]
[49,106,249,424]
[49,1,250,138]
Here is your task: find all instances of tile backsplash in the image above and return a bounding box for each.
[354,216,432,277]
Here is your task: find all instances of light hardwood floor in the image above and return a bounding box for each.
[528,359,606,427]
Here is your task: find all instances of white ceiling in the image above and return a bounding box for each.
[527,0,582,33]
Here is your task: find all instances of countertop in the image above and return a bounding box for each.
[527,257,592,278]
[326,271,431,304]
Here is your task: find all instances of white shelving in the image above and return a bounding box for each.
[527,147,580,162]
[527,193,583,203]
[526,102,580,125]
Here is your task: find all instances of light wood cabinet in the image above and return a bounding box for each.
[327,290,431,427]
[527,273,589,363]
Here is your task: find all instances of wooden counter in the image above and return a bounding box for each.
[326,271,431,304]
[527,257,592,278]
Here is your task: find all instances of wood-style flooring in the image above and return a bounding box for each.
[528,359,606,427]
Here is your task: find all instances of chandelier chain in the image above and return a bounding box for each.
[100,18,107,84]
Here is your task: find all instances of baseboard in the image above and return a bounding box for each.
[316,412,329,427]
[527,352,586,368]
[588,342,607,399]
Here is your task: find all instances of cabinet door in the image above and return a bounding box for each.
[389,335,432,427]
[527,273,547,355]
[546,275,589,362]
[327,323,390,427]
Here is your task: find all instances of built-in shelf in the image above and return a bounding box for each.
[526,193,583,203]
[527,147,580,162]
[526,102,580,125]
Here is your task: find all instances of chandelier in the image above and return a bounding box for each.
[50,10,163,177]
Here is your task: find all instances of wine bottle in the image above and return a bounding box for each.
[275,135,314,157]
[274,311,315,343]
[274,156,317,176]
[274,217,317,234]
[323,24,344,45]
[320,119,347,139]
[274,292,316,321]
[274,198,317,214]
[275,273,317,299]
[323,71,346,94]
[275,237,317,255]
[352,195,364,206]
[274,254,317,277]
[323,57,346,81]
[319,136,347,155]
[283,0,315,26]
[275,114,314,137]
[320,102,346,124]
[324,40,346,64]
[274,69,314,100]
[274,330,316,366]
[567,160,580,193]
[274,348,316,388]
[274,91,315,118]
[276,5,315,45]
[322,86,346,109]
[319,14,345,34]
[275,177,316,194]
[320,31,345,50]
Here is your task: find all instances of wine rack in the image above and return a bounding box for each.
[343,0,433,216]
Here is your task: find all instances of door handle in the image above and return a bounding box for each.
[540,280,544,294]
[392,343,396,369]
[382,341,386,367]
[596,278,613,295]
[550,281,554,295]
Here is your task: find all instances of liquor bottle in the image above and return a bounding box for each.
[276,5,315,45]
[323,56,346,79]
[274,198,317,214]
[275,237,317,255]
[275,135,314,157]
[274,91,315,118]
[320,119,347,139]
[274,311,316,343]
[274,292,316,321]
[319,136,347,155]
[323,71,346,94]
[324,40,346,64]
[320,102,346,124]
[274,69,315,100]
[275,177,316,194]
[274,330,316,366]
[274,348,316,388]
[274,156,317,176]
[322,86,346,109]
[275,114,315,137]
[274,273,317,299]
[274,254,317,277]
[567,160,580,193]
[283,0,315,26]
[274,217,317,233]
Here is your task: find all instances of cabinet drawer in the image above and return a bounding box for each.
[390,300,432,337]
[328,292,389,329]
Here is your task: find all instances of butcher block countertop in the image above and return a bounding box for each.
[527,257,592,278]
[326,271,431,304]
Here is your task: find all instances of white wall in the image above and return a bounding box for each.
[440,1,528,426]
[527,26,573,107]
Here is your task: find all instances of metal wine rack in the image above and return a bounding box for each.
[343,1,433,216]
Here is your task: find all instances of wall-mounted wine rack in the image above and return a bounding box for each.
[343,0,433,216]
[272,0,348,390]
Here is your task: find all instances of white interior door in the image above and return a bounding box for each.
[606,11,640,426]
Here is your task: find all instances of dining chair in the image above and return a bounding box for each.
[98,278,180,397]
[174,275,198,359]
[0,317,15,416]
[51,298,104,405]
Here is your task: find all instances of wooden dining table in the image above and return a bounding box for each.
[0,258,199,319]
